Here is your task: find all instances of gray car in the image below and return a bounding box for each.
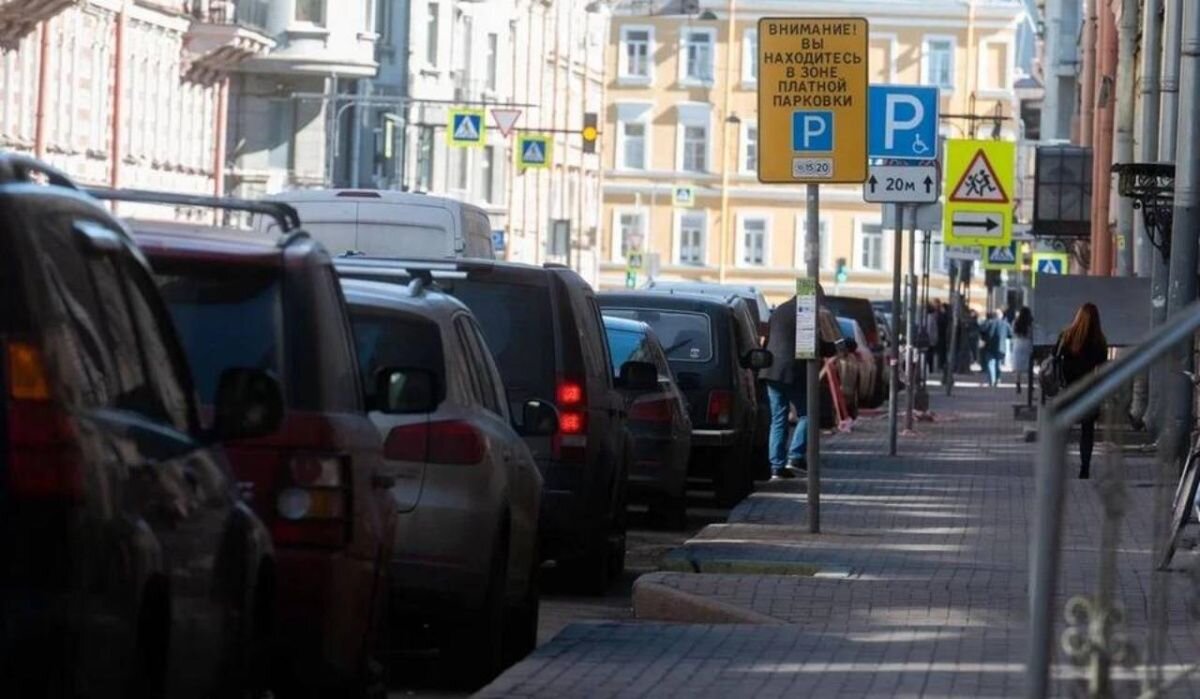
[340,277,557,685]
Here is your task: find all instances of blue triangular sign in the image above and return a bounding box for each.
[523,141,545,163]
[454,115,480,141]
[1038,259,1060,274]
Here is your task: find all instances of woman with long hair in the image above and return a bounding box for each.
[1057,303,1108,478]
[1012,307,1033,394]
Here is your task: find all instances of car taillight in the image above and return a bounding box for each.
[271,453,350,548]
[554,378,588,462]
[5,340,82,501]
[706,389,734,426]
[384,421,486,465]
[557,379,584,407]
[629,397,673,423]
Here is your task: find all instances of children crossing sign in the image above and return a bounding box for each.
[943,139,1015,246]
[983,242,1019,270]
[516,134,551,168]
[448,109,486,147]
[1031,251,1069,287]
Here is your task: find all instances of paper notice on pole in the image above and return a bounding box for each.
[795,278,817,360]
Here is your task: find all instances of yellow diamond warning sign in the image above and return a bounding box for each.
[949,150,1009,203]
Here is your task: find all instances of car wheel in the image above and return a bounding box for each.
[455,521,508,689]
[221,558,275,699]
[503,544,540,665]
[711,445,752,508]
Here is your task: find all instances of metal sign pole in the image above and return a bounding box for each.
[905,205,917,431]
[806,183,821,534]
[888,204,904,456]
[946,262,961,395]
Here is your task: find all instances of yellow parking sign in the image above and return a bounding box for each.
[943,139,1015,246]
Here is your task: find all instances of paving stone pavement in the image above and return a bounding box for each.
[477,381,1200,697]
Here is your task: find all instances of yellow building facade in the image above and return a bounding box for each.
[599,0,1027,305]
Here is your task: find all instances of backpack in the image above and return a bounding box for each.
[1039,340,1067,398]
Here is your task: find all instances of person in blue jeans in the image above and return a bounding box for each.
[762,293,835,480]
[979,310,1011,387]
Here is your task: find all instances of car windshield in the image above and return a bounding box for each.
[350,309,445,408]
[605,326,654,375]
[155,265,283,404]
[603,308,712,362]
[438,279,556,397]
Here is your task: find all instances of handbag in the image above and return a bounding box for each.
[1039,341,1066,398]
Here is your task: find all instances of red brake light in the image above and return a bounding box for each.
[556,380,585,406]
[629,397,673,423]
[706,390,734,426]
[5,341,82,501]
[559,411,586,434]
[385,421,485,465]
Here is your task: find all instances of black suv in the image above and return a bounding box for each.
[0,158,284,696]
[599,291,771,506]
[337,258,648,593]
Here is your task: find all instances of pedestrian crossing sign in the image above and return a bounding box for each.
[448,109,486,147]
[517,134,551,169]
[982,242,1019,270]
[1031,251,1068,287]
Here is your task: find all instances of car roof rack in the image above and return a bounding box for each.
[83,187,302,233]
[0,153,79,189]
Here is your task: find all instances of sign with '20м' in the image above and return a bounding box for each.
[757,17,869,184]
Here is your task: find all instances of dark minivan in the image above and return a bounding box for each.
[599,292,770,506]
[0,158,283,696]
[337,258,650,592]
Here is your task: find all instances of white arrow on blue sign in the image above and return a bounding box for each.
[1038,259,1063,274]
[868,85,940,161]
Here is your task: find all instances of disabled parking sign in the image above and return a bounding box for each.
[448,108,486,147]
[516,134,551,169]
[868,85,939,161]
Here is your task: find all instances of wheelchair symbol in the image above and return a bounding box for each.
[911,134,930,156]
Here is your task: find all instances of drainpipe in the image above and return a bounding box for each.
[1136,0,1163,278]
[1089,1,1116,276]
[1113,0,1139,276]
[33,21,51,158]
[110,3,128,194]
[717,0,736,284]
[1042,0,1062,140]
[1079,0,1096,145]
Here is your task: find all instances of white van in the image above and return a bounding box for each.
[260,189,496,259]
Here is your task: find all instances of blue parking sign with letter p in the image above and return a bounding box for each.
[868,85,940,160]
[792,111,834,152]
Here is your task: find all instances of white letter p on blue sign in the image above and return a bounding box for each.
[792,111,834,152]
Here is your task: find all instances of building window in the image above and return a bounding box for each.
[377,0,392,42]
[742,123,757,173]
[621,27,651,80]
[795,216,831,270]
[481,146,495,202]
[917,232,947,275]
[682,124,707,172]
[615,211,646,261]
[621,121,646,169]
[924,38,954,90]
[740,217,767,266]
[295,0,325,25]
[678,212,706,266]
[682,29,714,83]
[486,33,498,91]
[455,148,469,190]
[426,3,440,66]
[979,39,1011,92]
[857,222,885,271]
[742,30,758,83]
[416,126,434,190]
[455,12,472,81]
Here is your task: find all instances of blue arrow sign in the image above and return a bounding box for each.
[868,85,940,161]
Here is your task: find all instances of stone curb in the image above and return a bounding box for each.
[631,577,785,625]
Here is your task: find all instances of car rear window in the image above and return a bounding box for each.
[837,318,855,339]
[350,309,445,408]
[156,266,283,403]
[603,308,712,363]
[437,279,556,397]
[605,326,654,375]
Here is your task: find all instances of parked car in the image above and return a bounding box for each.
[646,280,772,339]
[336,257,644,593]
[599,292,771,506]
[836,317,878,411]
[259,188,495,259]
[603,316,692,528]
[826,295,887,405]
[0,157,284,697]
[340,276,554,682]
[725,295,773,481]
[104,191,395,696]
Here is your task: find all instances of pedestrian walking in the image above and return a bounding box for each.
[934,301,949,372]
[979,311,1012,387]
[1056,303,1109,479]
[1011,306,1033,394]
[763,292,835,481]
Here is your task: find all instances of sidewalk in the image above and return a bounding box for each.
[478,380,1200,698]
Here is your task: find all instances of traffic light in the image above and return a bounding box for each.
[835,257,848,283]
[582,113,598,154]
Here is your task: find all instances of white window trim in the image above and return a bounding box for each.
[915,231,948,277]
[741,29,758,86]
[870,32,898,83]
[618,24,654,86]
[677,26,717,87]
[615,101,653,171]
[853,216,888,272]
[675,103,712,174]
[976,36,1015,97]
[792,213,832,271]
[611,207,648,263]
[921,34,957,93]
[739,120,757,175]
[673,209,708,266]
[735,212,771,268]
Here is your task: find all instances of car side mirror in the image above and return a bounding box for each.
[375,367,439,414]
[519,399,559,436]
[741,348,773,370]
[212,368,284,442]
[617,361,657,391]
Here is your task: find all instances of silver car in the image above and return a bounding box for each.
[339,277,557,684]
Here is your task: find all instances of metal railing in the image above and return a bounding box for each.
[1025,297,1200,698]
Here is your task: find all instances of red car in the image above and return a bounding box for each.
[103,191,395,696]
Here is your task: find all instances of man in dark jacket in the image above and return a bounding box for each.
[764,292,835,480]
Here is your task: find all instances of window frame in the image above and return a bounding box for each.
[741,29,758,86]
[854,217,887,272]
[615,101,653,171]
[678,26,716,86]
[922,35,957,92]
[425,2,440,68]
[675,103,711,174]
[611,207,647,263]
[977,36,1015,96]
[674,210,708,267]
[294,0,327,27]
[735,213,770,268]
[793,213,832,271]
[618,24,654,84]
[740,120,758,175]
